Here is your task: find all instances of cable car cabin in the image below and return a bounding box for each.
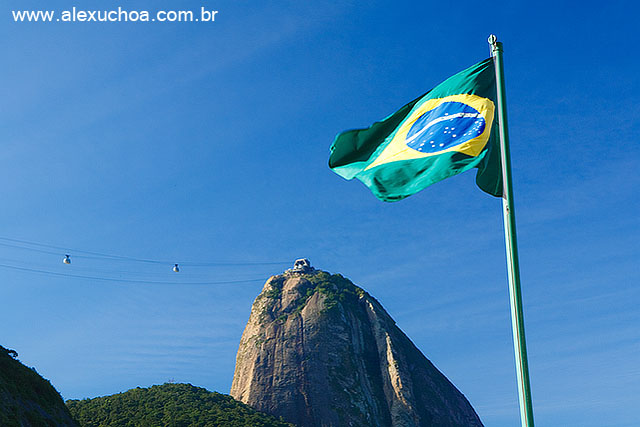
[291,258,313,273]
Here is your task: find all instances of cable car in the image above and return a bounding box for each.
[63,254,71,264]
[173,263,180,272]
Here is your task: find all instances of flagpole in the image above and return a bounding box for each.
[488,34,535,427]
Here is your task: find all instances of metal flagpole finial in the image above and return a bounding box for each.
[488,34,500,57]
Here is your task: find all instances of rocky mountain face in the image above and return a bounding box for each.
[231,270,483,427]
[0,345,78,426]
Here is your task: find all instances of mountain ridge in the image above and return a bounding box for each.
[0,345,78,426]
[66,382,293,427]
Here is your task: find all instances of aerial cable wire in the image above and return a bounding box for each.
[0,263,266,285]
[0,236,290,266]
[0,241,62,256]
[0,255,274,280]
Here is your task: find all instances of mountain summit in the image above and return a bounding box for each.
[230,268,483,426]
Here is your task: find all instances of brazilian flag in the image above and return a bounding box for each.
[329,58,503,201]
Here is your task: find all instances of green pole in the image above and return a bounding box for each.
[488,34,535,427]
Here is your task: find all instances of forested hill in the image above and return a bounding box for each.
[66,383,294,427]
[0,345,78,426]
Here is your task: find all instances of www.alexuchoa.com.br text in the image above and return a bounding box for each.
[12,7,219,23]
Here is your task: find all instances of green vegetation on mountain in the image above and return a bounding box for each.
[66,383,293,427]
[260,271,367,323]
[307,271,366,311]
[0,345,78,426]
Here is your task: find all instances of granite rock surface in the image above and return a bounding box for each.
[231,270,483,427]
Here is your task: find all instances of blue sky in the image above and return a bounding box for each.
[2,1,639,426]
